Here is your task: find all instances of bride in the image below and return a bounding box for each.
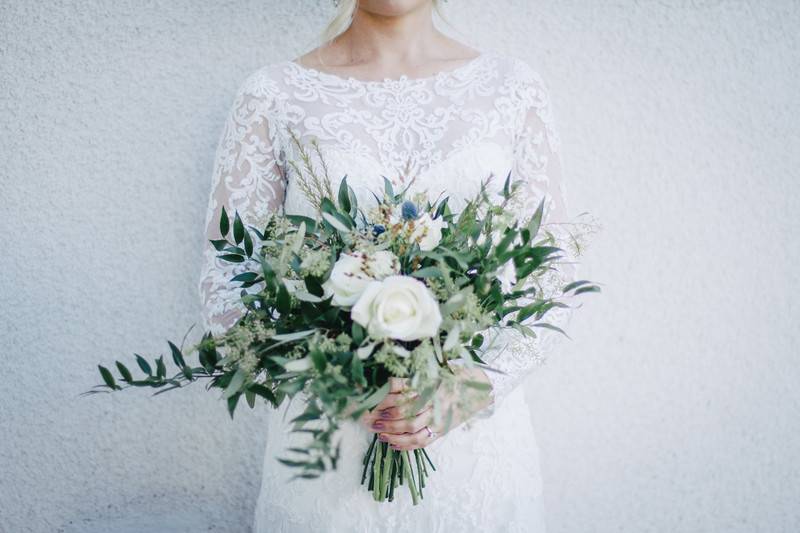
[198,0,579,531]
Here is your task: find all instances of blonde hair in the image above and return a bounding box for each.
[320,0,445,45]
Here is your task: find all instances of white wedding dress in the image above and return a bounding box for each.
[197,48,579,533]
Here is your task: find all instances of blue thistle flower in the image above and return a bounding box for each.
[401,201,419,220]
[372,224,386,236]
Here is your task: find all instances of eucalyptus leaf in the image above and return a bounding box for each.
[338,176,351,213]
[322,212,352,234]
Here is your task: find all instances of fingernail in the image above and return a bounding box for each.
[380,411,392,419]
[378,433,388,442]
[372,421,384,430]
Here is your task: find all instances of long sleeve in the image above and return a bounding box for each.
[197,70,286,336]
[480,61,581,412]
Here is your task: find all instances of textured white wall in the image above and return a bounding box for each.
[1,1,798,532]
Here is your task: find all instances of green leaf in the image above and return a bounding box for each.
[463,379,492,391]
[115,362,133,383]
[310,348,326,372]
[210,239,228,251]
[304,276,324,297]
[516,300,547,324]
[338,175,352,213]
[294,290,322,303]
[233,211,244,244]
[227,393,240,418]
[351,354,366,387]
[249,384,277,406]
[494,228,518,257]
[562,279,594,293]
[352,322,365,345]
[277,458,311,468]
[272,330,316,342]
[286,215,318,233]
[322,212,352,234]
[222,245,247,255]
[410,266,443,279]
[354,382,391,413]
[503,170,512,198]
[574,285,601,296]
[320,197,338,215]
[528,198,545,237]
[278,379,306,395]
[347,187,358,217]
[168,341,186,369]
[218,253,245,263]
[532,322,571,339]
[98,365,119,390]
[245,388,256,408]
[383,177,395,199]
[224,367,247,399]
[276,283,291,314]
[155,356,166,379]
[243,229,253,257]
[291,222,306,254]
[134,354,152,375]
[231,272,259,283]
[219,206,229,237]
[291,404,322,423]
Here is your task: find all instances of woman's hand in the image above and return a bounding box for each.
[360,367,494,451]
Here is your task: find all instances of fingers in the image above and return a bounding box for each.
[377,403,426,420]
[359,391,414,426]
[370,406,432,435]
[378,425,439,451]
[373,387,418,412]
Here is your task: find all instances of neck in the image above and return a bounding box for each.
[335,5,440,66]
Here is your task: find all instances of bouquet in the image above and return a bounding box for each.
[86,140,600,504]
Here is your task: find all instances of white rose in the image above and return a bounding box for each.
[322,251,399,307]
[409,213,445,251]
[351,275,443,341]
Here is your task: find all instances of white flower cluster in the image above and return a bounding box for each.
[317,200,451,350]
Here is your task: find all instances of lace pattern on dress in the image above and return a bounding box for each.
[197,49,581,409]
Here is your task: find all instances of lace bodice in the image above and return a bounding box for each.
[197,49,579,411]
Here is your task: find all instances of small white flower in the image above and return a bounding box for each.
[283,279,306,293]
[496,259,518,294]
[351,275,443,341]
[322,251,399,307]
[409,213,446,251]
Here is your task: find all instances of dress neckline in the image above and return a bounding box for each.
[285,49,489,86]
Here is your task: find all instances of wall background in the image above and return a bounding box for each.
[1,1,798,532]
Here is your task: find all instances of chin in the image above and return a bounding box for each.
[357,0,432,17]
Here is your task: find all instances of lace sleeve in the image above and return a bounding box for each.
[480,62,580,413]
[197,70,286,336]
